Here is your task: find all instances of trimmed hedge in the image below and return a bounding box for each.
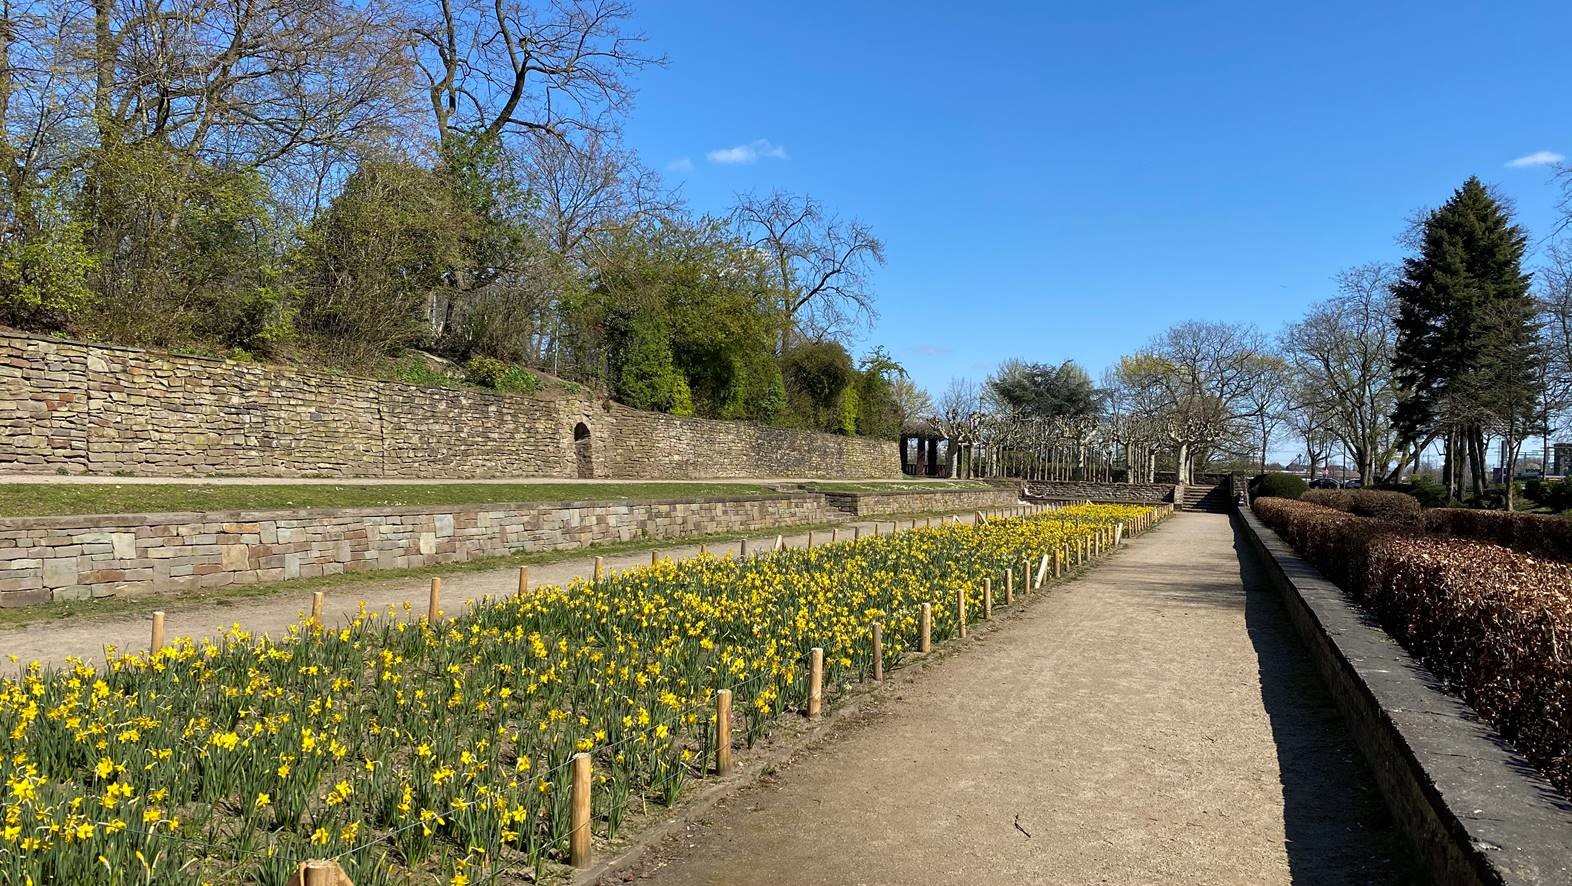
[1301,488,1422,524]
[1253,497,1572,797]
[1422,508,1572,564]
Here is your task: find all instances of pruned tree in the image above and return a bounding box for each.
[732,189,885,346]
[1114,320,1270,483]
[934,377,983,478]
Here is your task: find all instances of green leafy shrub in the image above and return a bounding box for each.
[1253,497,1572,796]
[465,356,541,394]
[1249,473,1306,500]
[391,355,452,388]
[1404,476,1448,508]
[1302,489,1422,524]
[1542,480,1572,512]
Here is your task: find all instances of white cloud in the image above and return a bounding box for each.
[666,156,693,173]
[1506,150,1565,168]
[706,139,789,165]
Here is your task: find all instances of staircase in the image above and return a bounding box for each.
[1179,482,1231,513]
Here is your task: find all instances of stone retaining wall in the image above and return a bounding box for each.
[0,331,900,479]
[0,494,831,606]
[1022,481,1174,503]
[820,487,1020,517]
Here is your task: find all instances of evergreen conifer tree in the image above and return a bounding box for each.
[1392,177,1539,503]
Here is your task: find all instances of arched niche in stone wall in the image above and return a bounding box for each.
[573,422,593,478]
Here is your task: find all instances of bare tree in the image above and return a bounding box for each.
[520,129,677,266]
[1281,263,1411,484]
[890,375,933,429]
[409,0,660,145]
[1240,355,1292,473]
[84,0,413,173]
[732,189,885,346]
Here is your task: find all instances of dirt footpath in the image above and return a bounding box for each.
[0,516,953,669]
[610,513,1416,886]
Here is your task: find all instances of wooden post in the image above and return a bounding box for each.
[310,591,324,625]
[739,539,749,558]
[298,860,349,886]
[853,525,861,541]
[428,578,441,623]
[651,549,660,566]
[831,528,839,544]
[775,534,785,552]
[569,752,592,868]
[920,603,932,653]
[808,647,824,719]
[983,578,993,619]
[1037,553,1049,588]
[715,689,733,776]
[517,565,529,597]
[150,611,165,653]
[957,587,968,639]
[807,531,814,548]
[699,543,707,556]
[593,557,605,581]
[871,622,883,681]
[872,522,880,537]
[1005,568,1014,605]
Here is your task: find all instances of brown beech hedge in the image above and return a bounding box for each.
[1300,488,1423,523]
[1254,497,1572,796]
[1422,508,1572,563]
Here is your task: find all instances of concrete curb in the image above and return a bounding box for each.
[1236,508,1572,886]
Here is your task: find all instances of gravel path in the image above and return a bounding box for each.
[610,512,1416,885]
[0,515,971,670]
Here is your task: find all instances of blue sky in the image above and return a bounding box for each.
[621,1,1572,400]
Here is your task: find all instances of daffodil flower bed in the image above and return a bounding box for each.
[0,504,1158,884]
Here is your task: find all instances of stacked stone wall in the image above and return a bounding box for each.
[1022,481,1175,503]
[822,487,1021,517]
[0,332,899,479]
[0,494,831,605]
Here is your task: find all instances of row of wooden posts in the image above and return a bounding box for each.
[148,502,1171,883]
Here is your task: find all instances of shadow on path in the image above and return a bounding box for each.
[1231,517,1422,885]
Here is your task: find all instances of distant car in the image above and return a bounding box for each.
[1341,478,1364,489]
[1307,478,1339,489]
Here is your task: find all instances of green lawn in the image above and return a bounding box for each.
[0,482,776,518]
[802,480,993,494]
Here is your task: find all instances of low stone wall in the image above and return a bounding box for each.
[1023,481,1174,504]
[1237,508,1572,885]
[0,331,900,479]
[0,494,831,606]
[820,487,1020,518]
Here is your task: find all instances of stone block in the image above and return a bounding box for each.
[111,532,137,560]
[41,557,77,589]
[0,589,50,607]
[220,544,249,571]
